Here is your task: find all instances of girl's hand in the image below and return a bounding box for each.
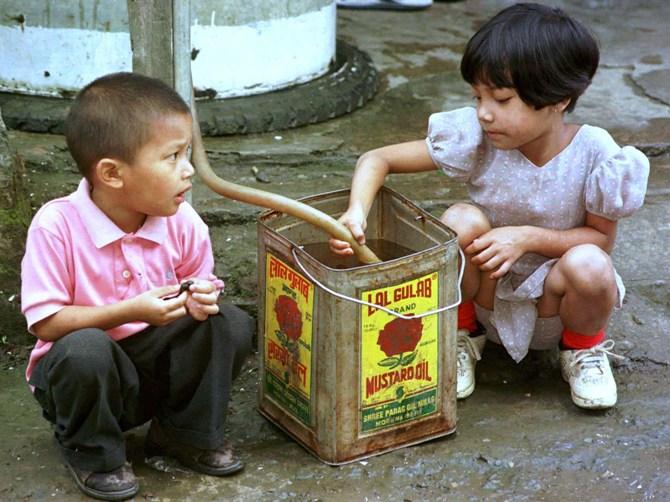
[465,226,530,279]
[183,279,221,321]
[133,285,188,326]
[329,206,368,256]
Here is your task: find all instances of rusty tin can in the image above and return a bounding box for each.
[257,187,460,464]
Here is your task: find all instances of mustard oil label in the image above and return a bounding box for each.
[360,272,439,433]
[264,253,314,426]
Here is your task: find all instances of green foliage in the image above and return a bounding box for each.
[0,132,32,347]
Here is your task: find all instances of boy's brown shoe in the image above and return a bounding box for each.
[145,420,244,476]
[65,461,139,501]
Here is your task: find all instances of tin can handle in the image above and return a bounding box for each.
[291,246,465,320]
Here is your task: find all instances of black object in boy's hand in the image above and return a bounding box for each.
[163,280,194,300]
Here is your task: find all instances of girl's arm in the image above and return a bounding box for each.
[523,212,617,256]
[332,140,437,254]
[468,213,617,279]
[31,285,187,342]
[349,140,438,217]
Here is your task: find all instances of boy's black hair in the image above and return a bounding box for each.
[64,72,191,180]
[460,3,599,112]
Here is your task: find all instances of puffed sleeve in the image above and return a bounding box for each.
[425,107,485,181]
[585,146,649,220]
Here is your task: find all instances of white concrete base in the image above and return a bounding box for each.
[0,2,336,99]
[192,3,336,98]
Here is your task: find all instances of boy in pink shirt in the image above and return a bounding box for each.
[21,72,253,501]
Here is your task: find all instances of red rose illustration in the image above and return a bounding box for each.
[376,316,423,369]
[377,316,423,357]
[274,295,302,341]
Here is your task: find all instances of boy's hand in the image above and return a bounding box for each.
[465,226,529,279]
[183,279,221,321]
[134,285,189,326]
[329,206,368,256]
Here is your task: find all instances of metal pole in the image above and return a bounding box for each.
[127,0,194,204]
[172,1,194,204]
[172,1,193,106]
[127,0,174,86]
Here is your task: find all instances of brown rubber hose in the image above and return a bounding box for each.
[189,109,381,264]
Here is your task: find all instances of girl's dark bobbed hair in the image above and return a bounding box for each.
[460,3,599,112]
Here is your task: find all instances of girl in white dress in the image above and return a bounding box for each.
[330,2,649,409]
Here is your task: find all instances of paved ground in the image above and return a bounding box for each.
[1,1,669,501]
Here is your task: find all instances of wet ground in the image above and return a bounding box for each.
[1,1,669,500]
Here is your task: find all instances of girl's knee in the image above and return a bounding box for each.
[441,203,491,244]
[560,244,616,294]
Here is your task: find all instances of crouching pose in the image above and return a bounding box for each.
[331,3,648,410]
[21,72,254,500]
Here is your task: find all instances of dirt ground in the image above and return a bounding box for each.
[1,1,669,501]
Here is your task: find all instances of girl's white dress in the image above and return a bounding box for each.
[425,107,649,362]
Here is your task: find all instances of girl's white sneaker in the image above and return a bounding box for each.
[456,329,486,399]
[559,340,623,409]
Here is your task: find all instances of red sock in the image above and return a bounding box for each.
[561,328,606,350]
[458,300,478,333]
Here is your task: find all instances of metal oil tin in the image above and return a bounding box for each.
[257,186,460,464]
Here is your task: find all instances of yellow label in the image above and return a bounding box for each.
[264,253,314,426]
[360,272,439,432]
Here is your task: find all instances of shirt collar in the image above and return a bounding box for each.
[70,178,167,248]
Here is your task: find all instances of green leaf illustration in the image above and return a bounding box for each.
[276,329,287,345]
[400,351,418,366]
[287,339,299,354]
[378,356,400,368]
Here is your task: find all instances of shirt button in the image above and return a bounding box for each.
[122,270,131,279]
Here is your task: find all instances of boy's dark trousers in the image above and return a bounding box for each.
[28,305,254,472]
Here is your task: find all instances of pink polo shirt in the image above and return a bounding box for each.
[21,178,223,381]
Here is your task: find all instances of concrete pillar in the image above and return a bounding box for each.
[0,0,336,99]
